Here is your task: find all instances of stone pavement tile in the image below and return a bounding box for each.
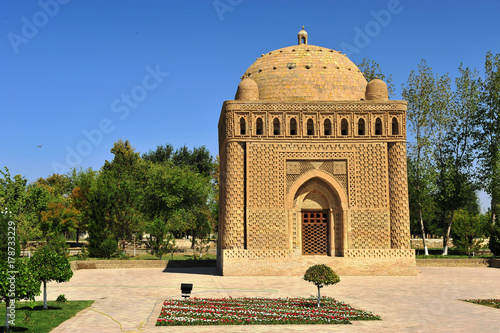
[46,267,500,333]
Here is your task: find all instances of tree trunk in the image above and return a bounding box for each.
[443,211,455,255]
[191,229,196,250]
[43,281,48,309]
[76,228,79,245]
[5,298,10,329]
[317,285,321,308]
[419,207,429,255]
[492,196,497,227]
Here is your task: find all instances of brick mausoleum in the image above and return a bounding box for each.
[217,27,416,276]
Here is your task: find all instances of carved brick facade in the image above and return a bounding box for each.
[217,28,415,276]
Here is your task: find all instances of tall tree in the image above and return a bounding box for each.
[434,66,479,255]
[143,162,212,247]
[475,52,500,227]
[70,168,98,243]
[402,60,436,255]
[100,140,147,251]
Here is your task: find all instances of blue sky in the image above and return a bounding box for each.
[1,0,499,209]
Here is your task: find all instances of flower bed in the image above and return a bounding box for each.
[156,296,380,326]
[463,299,500,309]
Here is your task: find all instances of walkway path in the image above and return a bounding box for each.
[46,267,500,332]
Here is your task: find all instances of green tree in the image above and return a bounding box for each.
[86,171,115,257]
[143,144,214,177]
[433,66,479,255]
[70,168,98,244]
[0,168,50,254]
[100,140,147,251]
[17,183,50,254]
[402,60,437,255]
[407,157,437,239]
[489,224,500,256]
[303,264,340,308]
[474,52,500,228]
[451,209,486,257]
[142,143,174,164]
[1,210,40,330]
[145,218,177,259]
[404,60,479,255]
[1,259,41,329]
[28,247,73,309]
[143,162,212,247]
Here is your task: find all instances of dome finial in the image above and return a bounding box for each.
[298,26,308,45]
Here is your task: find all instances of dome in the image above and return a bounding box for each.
[235,77,259,100]
[365,79,388,101]
[239,38,367,101]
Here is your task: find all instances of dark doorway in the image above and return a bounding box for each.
[302,211,328,255]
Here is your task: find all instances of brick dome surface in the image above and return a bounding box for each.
[242,44,367,101]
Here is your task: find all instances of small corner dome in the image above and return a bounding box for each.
[235,77,259,100]
[365,79,389,101]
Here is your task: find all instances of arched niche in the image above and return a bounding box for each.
[286,171,346,257]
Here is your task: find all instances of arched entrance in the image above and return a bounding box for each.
[288,173,346,257]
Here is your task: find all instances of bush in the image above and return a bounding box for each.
[100,238,118,259]
[451,209,485,257]
[56,294,67,302]
[77,244,88,260]
[489,225,500,256]
[303,264,340,307]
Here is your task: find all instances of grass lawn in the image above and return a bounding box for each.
[0,300,93,333]
[416,254,493,259]
[463,299,500,309]
[157,297,380,326]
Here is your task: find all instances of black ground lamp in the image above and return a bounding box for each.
[181,283,193,299]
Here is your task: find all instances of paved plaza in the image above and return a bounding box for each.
[44,266,500,332]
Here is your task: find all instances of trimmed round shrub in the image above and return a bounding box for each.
[304,264,340,287]
[304,264,340,307]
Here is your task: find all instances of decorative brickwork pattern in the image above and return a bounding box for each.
[344,249,415,258]
[217,35,414,275]
[388,142,411,249]
[223,142,246,249]
[247,143,281,209]
[239,101,406,112]
[349,210,390,249]
[223,249,294,259]
[279,147,356,206]
[354,143,388,208]
[334,211,343,256]
[247,209,287,250]
[285,159,348,196]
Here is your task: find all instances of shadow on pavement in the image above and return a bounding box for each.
[162,266,220,276]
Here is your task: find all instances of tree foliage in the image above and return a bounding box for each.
[451,209,486,257]
[474,52,500,227]
[303,264,340,307]
[404,60,480,255]
[28,246,73,309]
[0,210,40,329]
